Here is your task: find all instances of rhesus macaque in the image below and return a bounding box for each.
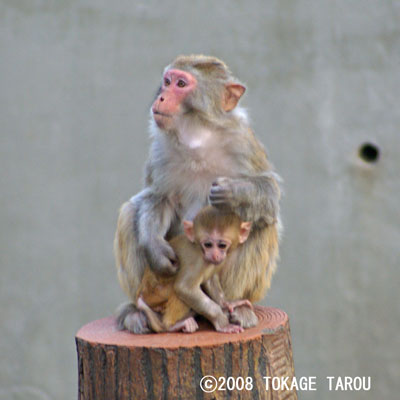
[114,55,281,334]
[136,206,253,334]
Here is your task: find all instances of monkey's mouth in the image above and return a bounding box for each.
[153,111,172,118]
[206,260,223,266]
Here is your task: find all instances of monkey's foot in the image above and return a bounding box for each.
[169,317,199,333]
[229,305,258,329]
[181,317,199,333]
[115,302,151,334]
[217,323,244,334]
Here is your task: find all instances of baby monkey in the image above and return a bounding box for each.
[136,206,253,334]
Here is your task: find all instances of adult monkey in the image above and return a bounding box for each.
[114,55,281,334]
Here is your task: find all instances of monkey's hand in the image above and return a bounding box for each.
[209,174,280,225]
[222,299,253,314]
[209,177,241,210]
[144,239,178,277]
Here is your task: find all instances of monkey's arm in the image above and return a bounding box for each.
[202,274,225,307]
[134,188,178,276]
[204,275,253,313]
[209,172,280,226]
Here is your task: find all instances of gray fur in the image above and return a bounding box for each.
[115,302,150,334]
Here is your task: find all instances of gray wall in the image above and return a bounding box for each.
[1,1,399,399]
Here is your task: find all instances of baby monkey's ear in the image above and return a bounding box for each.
[183,220,195,242]
[238,221,252,244]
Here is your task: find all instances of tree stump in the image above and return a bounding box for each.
[76,306,297,400]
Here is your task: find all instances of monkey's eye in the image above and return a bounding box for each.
[204,242,213,249]
[164,78,171,86]
[218,243,227,249]
[177,80,186,88]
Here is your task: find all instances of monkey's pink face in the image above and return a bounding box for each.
[152,69,197,130]
[201,234,232,265]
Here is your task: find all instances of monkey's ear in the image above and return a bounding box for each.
[238,221,252,244]
[183,220,195,242]
[222,83,246,112]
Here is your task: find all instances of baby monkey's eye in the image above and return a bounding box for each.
[164,78,171,86]
[204,242,213,248]
[177,80,186,88]
[218,243,227,249]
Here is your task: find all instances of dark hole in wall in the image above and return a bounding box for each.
[359,143,379,163]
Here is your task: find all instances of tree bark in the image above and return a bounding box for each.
[76,306,297,400]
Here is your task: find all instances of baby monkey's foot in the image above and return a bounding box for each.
[217,323,244,334]
[223,299,253,314]
[169,316,199,333]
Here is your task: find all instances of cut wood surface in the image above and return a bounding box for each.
[76,306,297,399]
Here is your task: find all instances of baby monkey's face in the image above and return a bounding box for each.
[200,229,232,265]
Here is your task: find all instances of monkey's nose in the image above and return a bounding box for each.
[160,97,164,102]
[212,253,220,262]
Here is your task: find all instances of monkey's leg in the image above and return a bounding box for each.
[162,292,192,329]
[114,200,149,333]
[136,296,166,333]
[137,294,197,334]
